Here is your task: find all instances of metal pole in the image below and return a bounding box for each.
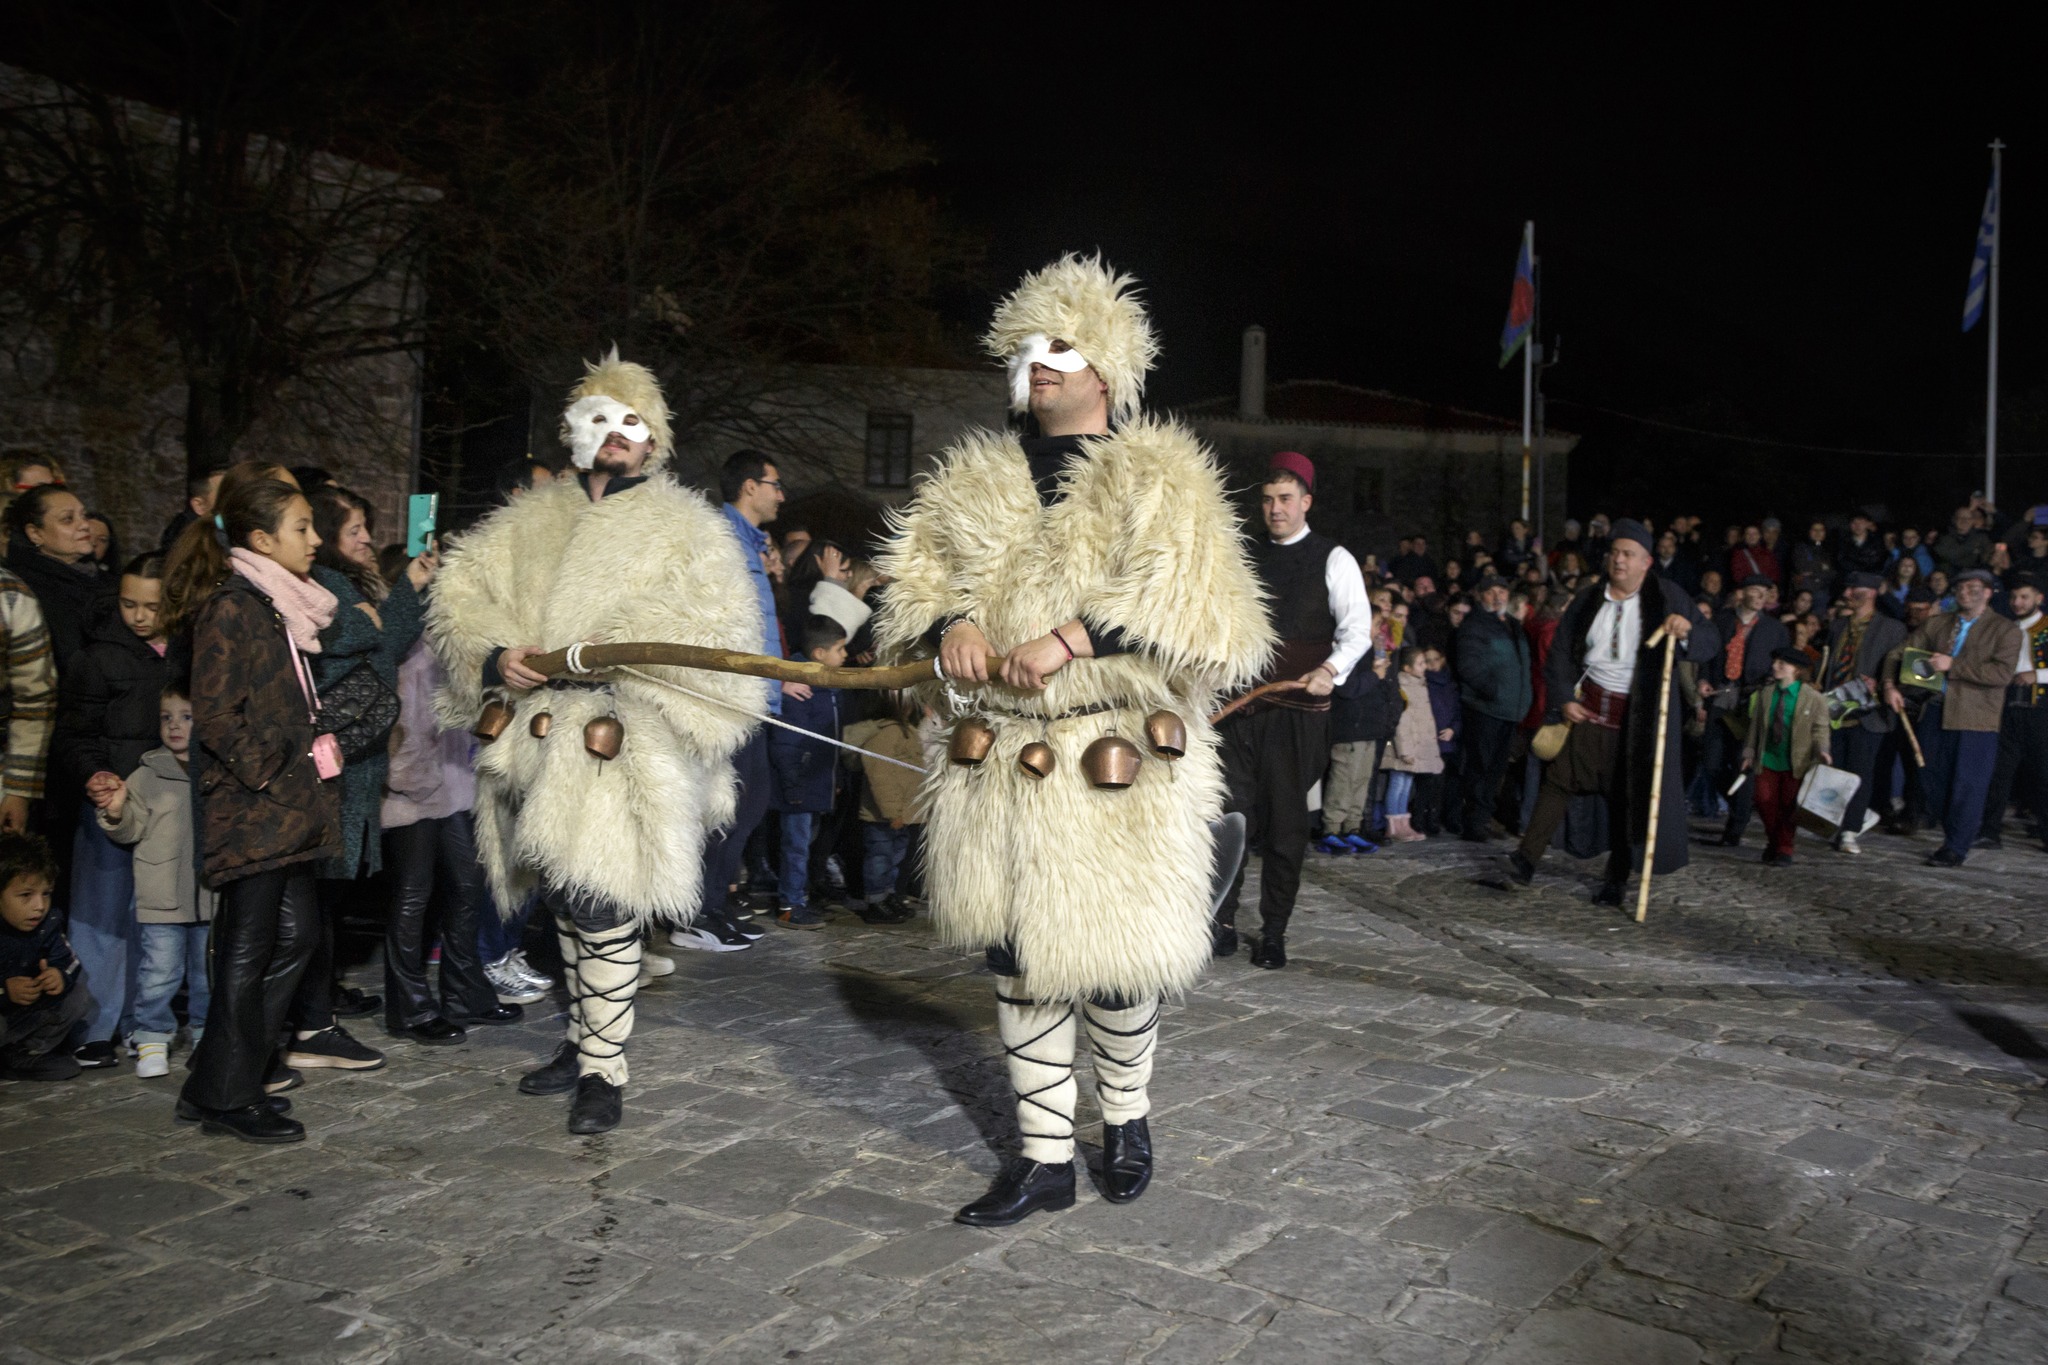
[1533,250,1546,546]
[1987,139,2004,509]
[1521,221,1534,522]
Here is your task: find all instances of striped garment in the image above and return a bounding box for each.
[0,567,56,801]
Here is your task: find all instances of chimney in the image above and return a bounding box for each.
[1238,325,1267,420]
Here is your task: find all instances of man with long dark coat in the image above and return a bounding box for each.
[1505,519,1718,904]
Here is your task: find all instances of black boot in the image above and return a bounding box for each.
[176,1094,292,1121]
[955,1158,1076,1227]
[1249,934,1287,969]
[567,1074,623,1134]
[1101,1117,1154,1204]
[1592,880,1625,907]
[1211,924,1239,958]
[518,1040,580,1095]
[1504,849,1535,886]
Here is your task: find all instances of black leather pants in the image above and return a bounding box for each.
[181,868,318,1112]
[382,812,498,1027]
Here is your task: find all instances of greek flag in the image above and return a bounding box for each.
[1964,164,1999,332]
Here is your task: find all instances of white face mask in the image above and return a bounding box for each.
[563,394,653,470]
[1007,332,1091,410]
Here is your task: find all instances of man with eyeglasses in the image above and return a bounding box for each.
[672,450,792,954]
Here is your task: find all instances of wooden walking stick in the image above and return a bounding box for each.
[1897,701,1928,768]
[1634,628,1679,924]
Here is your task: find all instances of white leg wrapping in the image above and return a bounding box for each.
[1082,996,1159,1125]
[570,924,641,1086]
[996,977,1077,1165]
[554,917,585,1056]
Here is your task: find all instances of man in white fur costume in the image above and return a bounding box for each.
[875,255,1272,1226]
[426,351,763,1134]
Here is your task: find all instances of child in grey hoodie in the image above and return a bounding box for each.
[98,686,217,1078]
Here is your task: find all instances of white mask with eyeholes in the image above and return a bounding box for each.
[1007,332,1092,410]
[563,395,653,470]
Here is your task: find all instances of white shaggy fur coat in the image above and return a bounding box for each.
[426,475,764,925]
[875,417,1272,1003]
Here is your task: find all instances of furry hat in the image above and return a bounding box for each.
[984,253,1160,425]
[559,347,675,470]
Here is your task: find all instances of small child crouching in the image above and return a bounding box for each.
[97,687,217,1078]
[0,832,89,1082]
[842,691,929,925]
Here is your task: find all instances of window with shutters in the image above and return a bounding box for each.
[865,411,913,487]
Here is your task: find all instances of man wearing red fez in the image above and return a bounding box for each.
[1212,451,1372,969]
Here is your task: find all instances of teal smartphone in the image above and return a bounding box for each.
[405,493,438,558]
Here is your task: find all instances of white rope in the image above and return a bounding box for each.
[609,664,928,773]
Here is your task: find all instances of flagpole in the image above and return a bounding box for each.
[1986,139,2003,509]
[1521,221,1534,522]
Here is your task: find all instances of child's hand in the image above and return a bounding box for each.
[33,960,63,996]
[5,975,40,1006]
[84,771,121,806]
[101,782,128,822]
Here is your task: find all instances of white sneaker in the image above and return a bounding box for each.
[640,950,675,977]
[506,950,552,991]
[1837,832,1861,855]
[135,1042,169,1079]
[486,953,548,1005]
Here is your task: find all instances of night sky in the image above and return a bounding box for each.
[810,12,2042,524]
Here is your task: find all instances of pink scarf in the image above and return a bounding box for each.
[229,548,337,654]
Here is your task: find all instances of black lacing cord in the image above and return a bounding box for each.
[558,917,641,1067]
[997,989,1075,1143]
[1082,1001,1159,1096]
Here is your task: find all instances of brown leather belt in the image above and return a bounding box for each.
[1581,680,1630,730]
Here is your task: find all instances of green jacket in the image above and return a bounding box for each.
[1741,680,1830,777]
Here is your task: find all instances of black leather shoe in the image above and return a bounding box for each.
[188,1101,305,1143]
[1592,881,1625,907]
[1717,830,1741,847]
[1504,850,1535,886]
[518,1041,580,1095]
[1211,926,1239,959]
[333,986,381,1018]
[567,1074,623,1134]
[1249,935,1286,969]
[450,1003,522,1027]
[1101,1117,1154,1204]
[177,1095,291,1121]
[1925,846,1965,867]
[955,1158,1076,1227]
[390,1018,466,1046]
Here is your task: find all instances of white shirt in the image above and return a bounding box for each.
[1275,525,1372,683]
[2018,610,2043,674]
[1584,586,1643,694]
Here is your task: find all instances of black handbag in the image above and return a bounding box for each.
[319,662,402,762]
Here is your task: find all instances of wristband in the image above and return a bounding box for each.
[1051,626,1076,660]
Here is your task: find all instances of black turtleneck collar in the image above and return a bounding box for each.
[1021,433,1087,507]
[578,470,650,500]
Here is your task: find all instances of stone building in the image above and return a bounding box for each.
[1181,327,1577,563]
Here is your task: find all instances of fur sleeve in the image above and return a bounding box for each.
[872,431,1015,662]
[1079,417,1272,693]
[425,481,584,732]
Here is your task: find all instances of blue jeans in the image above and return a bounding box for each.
[1385,771,1415,817]
[778,812,815,908]
[68,819,138,1043]
[134,922,211,1044]
[862,822,912,902]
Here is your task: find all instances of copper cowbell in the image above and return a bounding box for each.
[1081,734,1142,789]
[1017,741,1056,780]
[1143,710,1187,760]
[948,718,996,767]
[584,715,624,761]
[473,698,514,744]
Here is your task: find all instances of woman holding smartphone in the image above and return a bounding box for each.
[177,479,342,1144]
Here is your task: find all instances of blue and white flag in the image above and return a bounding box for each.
[1964,164,1999,332]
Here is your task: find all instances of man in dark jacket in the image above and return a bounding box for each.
[1455,574,1533,841]
[1838,515,1888,578]
[767,616,846,930]
[1506,520,1718,904]
[1704,575,1792,846]
[1821,572,1907,853]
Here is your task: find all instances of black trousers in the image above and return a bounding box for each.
[1518,720,1633,887]
[1703,716,1755,837]
[382,812,499,1028]
[1836,725,1886,839]
[700,730,772,918]
[1874,716,1924,828]
[1216,706,1329,941]
[182,867,318,1112]
[1981,704,2048,843]
[1460,713,1517,838]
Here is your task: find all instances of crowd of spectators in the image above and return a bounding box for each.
[1316,498,2048,870]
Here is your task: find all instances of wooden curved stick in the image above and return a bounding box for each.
[1209,679,1309,726]
[525,642,1008,691]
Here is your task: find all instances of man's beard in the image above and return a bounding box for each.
[593,447,637,476]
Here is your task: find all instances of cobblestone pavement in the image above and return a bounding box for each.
[6,817,2048,1363]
